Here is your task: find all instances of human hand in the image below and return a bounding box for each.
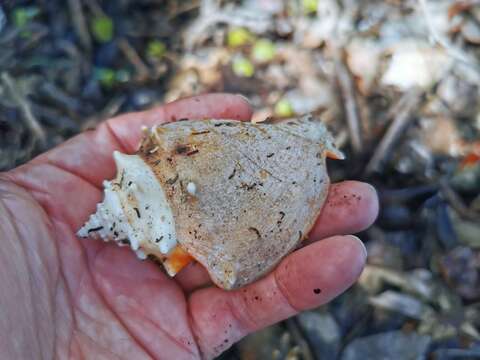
[0,94,378,359]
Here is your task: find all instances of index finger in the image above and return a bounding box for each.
[108,93,253,153]
[189,235,367,359]
[33,93,252,188]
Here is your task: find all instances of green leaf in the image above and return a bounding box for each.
[252,39,276,63]
[274,98,294,117]
[12,6,40,28]
[94,67,116,88]
[91,16,114,43]
[146,40,167,59]
[227,27,254,48]
[115,69,131,83]
[232,56,255,78]
[302,0,318,14]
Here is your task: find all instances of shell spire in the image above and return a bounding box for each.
[77,151,178,260]
[78,115,344,290]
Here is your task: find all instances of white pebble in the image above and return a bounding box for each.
[186,182,197,195]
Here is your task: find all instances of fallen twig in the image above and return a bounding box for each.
[335,128,349,149]
[1,72,46,146]
[67,0,92,51]
[365,88,424,175]
[82,95,126,130]
[84,0,104,17]
[40,82,81,114]
[168,0,200,20]
[380,184,438,203]
[439,179,480,222]
[118,39,150,81]
[335,49,363,154]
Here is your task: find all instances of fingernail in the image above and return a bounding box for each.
[366,183,378,197]
[348,235,367,261]
[236,94,251,104]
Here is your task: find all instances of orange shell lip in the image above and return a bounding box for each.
[326,150,345,160]
[163,246,194,275]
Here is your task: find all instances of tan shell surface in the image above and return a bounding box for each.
[139,116,337,289]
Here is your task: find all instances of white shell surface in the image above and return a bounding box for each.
[77,151,177,257]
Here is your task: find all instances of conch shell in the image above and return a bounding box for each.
[78,115,344,289]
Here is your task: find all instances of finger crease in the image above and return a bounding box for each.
[273,268,302,313]
[228,294,259,332]
[46,160,102,191]
[104,121,132,154]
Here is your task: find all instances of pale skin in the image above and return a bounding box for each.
[0,94,378,359]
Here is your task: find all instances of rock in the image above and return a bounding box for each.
[94,42,119,67]
[450,163,480,194]
[369,290,434,320]
[393,139,434,177]
[472,194,480,212]
[437,74,479,117]
[237,324,293,360]
[462,20,480,44]
[359,266,434,300]
[384,231,420,260]
[346,38,382,94]
[329,286,370,333]
[284,85,334,115]
[381,41,452,90]
[449,208,480,249]
[431,347,480,360]
[341,331,431,360]
[418,117,463,157]
[296,311,341,360]
[439,247,480,301]
[366,228,404,270]
[378,203,413,230]
[417,321,455,343]
[128,88,157,110]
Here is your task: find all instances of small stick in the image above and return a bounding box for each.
[335,50,363,154]
[67,0,92,51]
[440,179,480,222]
[118,39,150,81]
[380,184,438,203]
[365,88,424,175]
[1,72,46,146]
[285,318,315,360]
[41,82,81,113]
[84,0,104,17]
[168,0,200,20]
[335,128,349,149]
[82,95,126,130]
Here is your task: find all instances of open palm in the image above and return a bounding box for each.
[0,94,378,359]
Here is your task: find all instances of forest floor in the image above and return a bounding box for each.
[1,1,480,359]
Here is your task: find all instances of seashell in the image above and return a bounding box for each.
[77,115,344,290]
